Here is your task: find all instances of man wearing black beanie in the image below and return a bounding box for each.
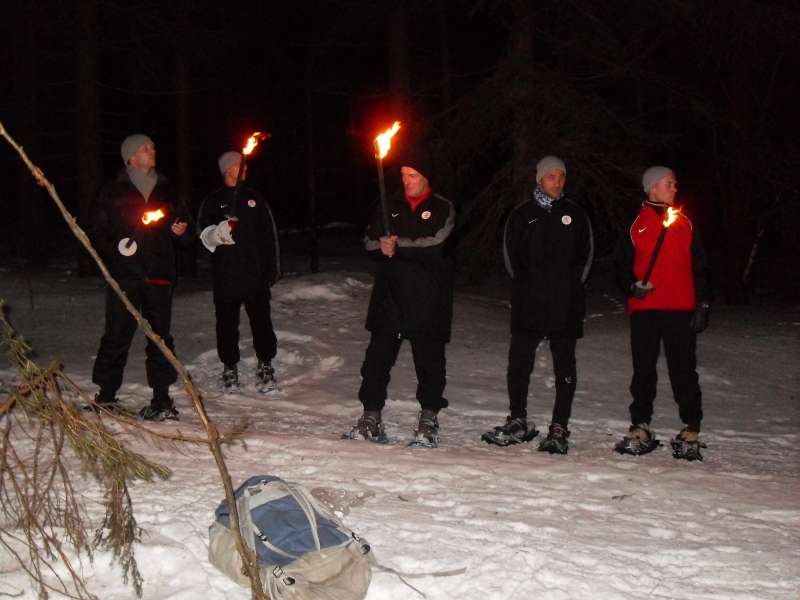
[345,143,455,448]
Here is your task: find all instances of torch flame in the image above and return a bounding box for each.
[242,131,267,156]
[375,121,401,159]
[662,206,680,228]
[141,209,166,225]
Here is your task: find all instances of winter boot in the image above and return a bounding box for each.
[671,427,705,462]
[614,422,660,455]
[221,363,239,389]
[482,416,538,446]
[538,423,570,455]
[85,389,122,413]
[255,360,277,392]
[139,389,179,422]
[344,410,388,443]
[409,409,440,448]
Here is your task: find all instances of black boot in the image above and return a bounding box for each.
[256,360,276,391]
[139,388,179,422]
[222,363,239,389]
[409,409,440,448]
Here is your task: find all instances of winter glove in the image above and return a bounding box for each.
[199,220,236,252]
[630,280,654,299]
[689,303,711,333]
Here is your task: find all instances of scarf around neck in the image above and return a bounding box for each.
[127,165,157,201]
[533,186,563,212]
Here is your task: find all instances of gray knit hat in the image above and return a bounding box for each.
[218,151,242,175]
[642,166,675,194]
[120,134,154,164]
[536,155,566,183]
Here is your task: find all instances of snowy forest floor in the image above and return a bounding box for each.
[1,237,798,600]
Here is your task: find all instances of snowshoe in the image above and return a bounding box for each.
[139,404,180,422]
[482,416,538,447]
[343,410,389,444]
[538,423,570,455]
[255,360,278,393]
[83,394,132,417]
[670,428,706,462]
[408,409,439,448]
[222,364,239,390]
[614,423,660,456]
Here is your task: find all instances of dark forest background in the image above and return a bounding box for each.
[1,0,798,302]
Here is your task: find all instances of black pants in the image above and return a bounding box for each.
[92,281,177,397]
[628,310,702,430]
[507,331,577,427]
[214,287,277,367]
[358,332,448,413]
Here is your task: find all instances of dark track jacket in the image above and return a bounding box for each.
[503,196,593,338]
[91,169,194,284]
[615,203,711,315]
[197,186,280,300]
[364,191,455,341]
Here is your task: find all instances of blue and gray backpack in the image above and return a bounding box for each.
[209,475,372,599]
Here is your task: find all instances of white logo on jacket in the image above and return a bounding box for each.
[421,210,431,220]
[562,215,572,225]
[247,199,256,208]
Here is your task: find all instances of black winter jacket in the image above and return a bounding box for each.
[197,186,280,299]
[364,191,455,341]
[91,169,194,284]
[504,196,593,338]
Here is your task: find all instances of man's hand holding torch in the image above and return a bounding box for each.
[380,235,398,257]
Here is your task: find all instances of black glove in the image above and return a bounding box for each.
[630,280,653,299]
[689,303,711,333]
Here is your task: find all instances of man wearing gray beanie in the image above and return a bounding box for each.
[89,133,194,421]
[482,155,594,455]
[614,166,712,460]
[197,150,280,392]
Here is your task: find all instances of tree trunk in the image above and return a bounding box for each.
[14,0,45,266]
[509,0,534,191]
[388,4,411,122]
[175,2,196,277]
[76,0,101,276]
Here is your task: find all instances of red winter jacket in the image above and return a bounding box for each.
[615,203,711,314]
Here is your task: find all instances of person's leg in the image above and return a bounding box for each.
[506,331,543,420]
[549,337,578,427]
[243,288,277,363]
[214,295,242,368]
[92,282,141,400]
[410,337,448,412]
[662,311,702,431]
[628,311,662,426]
[142,284,177,406]
[358,332,402,412]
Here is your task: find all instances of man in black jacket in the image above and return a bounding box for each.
[91,133,193,420]
[346,146,455,447]
[198,151,280,391]
[482,156,593,454]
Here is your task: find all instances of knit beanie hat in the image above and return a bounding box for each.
[398,144,434,182]
[642,166,675,194]
[218,151,242,175]
[120,134,154,164]
[535,156,566,183]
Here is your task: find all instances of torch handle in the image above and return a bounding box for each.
[375,151,391,236]
[641,225,668,285]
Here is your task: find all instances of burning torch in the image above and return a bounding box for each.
[374,121,401,236]
[641,206,681,286]
[119,208,168,256]
[228,131,269,232]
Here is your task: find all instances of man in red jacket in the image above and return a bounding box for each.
[614,166,711,460]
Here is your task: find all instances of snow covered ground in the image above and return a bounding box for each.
[1,252,798,600]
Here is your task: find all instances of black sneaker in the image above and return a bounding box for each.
[222,364,239,389]
[84,392,123,414]
[256,360,276,391]
[344,410,388,443]
[409,409,439,448]
[138,404,180,422]
[671,427,705,461]
[482,416,538,446]
[538,423,570,455]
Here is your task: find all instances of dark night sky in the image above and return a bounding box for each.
[1,1,798,296]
